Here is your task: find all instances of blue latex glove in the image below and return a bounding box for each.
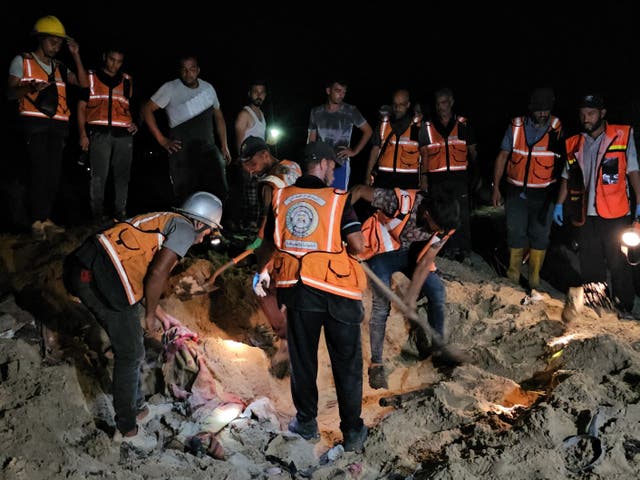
[553,204,564,226]
[252,270,270,297]
[635,204,640,220]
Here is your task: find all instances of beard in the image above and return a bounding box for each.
[251,98,264,107]
[583,117,604,134]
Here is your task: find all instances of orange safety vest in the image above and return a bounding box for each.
[259,159,302,191]
[423,116,469,173]
[359,188,416,260]
[97,212,185,305]
[19,54,69,122]
[256,159,302,239]
[506,116,562,188]
[271,186,366,300]
[565,123,632,219]
[376,119,421,173]
[86,70,132,128]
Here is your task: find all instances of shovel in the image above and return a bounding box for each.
[359,260,445,348]
[176,249,255,300]
[358,231,470,366]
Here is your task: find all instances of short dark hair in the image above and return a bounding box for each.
[326,79,348,89]
[249,79,267,90]
[103,44,125,57]
[178,54,198,69]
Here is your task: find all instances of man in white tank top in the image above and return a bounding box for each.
[228,80,268,232]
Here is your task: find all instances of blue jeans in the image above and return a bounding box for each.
[367,249,446,364]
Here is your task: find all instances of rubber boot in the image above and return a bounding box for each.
[507,248,524,283]
[528,249,546,289]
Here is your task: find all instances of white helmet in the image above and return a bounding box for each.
[175,191,223,229]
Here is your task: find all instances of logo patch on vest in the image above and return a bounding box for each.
[285,201,319,249]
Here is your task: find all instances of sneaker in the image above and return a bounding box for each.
[368,364,388,390]
[31,220,46,240]
[343,424,368,453]
[288,417,319,440]
[113,425,157,452]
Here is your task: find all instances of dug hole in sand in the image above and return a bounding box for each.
[1,227,640,479]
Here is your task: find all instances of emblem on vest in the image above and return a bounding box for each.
[285,201,319,249]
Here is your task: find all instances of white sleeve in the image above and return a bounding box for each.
[8,55,23,78]
[150,82,173,109]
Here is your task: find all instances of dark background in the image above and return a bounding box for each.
[2,3,639,228]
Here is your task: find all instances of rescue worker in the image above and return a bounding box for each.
[64,191,223,451]
[7,15,88,239]
[237,135,302,248]
[349,184,461,389]
[252,142,369,453]
[492,87,565,289]
[420,87,478,262]
[554,93,640,319]
[209,135,301,377]
[78,45,137,222]
[364,88,422,189]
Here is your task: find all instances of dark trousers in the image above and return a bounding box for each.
[430,177,471,253]
[25,127,66,222]
[89,131,133,217]
[287,307,364,433]
[168,142,228,205]
[505,184,553,250]
[578,216,636,311]
[66,259,145,434]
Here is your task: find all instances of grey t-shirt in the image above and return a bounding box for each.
[500,116,552,151]
[150,78,220,128]
[161,215,199,257]
[307,102,367,151]
[9,54,55,78]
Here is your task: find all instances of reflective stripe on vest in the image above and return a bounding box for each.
[377,120,420,173]
[424,117,468,173]
[566,124,631,219]
[271,186,366,299]
[97,212,182,305]
[358,189,417,260]
[86,71,132,128]
[507,116,561,188]
[19,57,69,121]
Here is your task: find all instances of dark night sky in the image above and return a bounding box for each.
[3,3,638,167]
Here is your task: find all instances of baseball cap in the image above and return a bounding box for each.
[239,136,268,162]
[528,88,555,111]
[304,141,341,165]
[578,93,605,109]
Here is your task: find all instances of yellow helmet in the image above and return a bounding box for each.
[32,15,67,38]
